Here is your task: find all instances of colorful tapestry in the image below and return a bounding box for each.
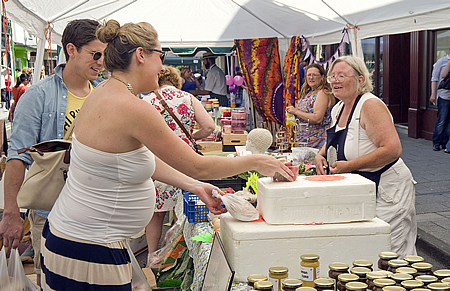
[283,36,303,111]
[235,37,284,124]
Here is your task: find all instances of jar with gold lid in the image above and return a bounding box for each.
[396,267,417,277]
[400,280,424,290]
[353,260,374,271]
[248,274,269,290]
[314,278,334,291]
[282,279,303,291]
[388,260,409,273]
[329,263,350,290]
[269,266,289,291]
[338,274,360,291]
[256,280,274,290]
[351,267,372,283]
[433,270,450,281]
[442,277,450,285]
[411,263,433,277]
[382,286,406,291]
[403,256,424,265]
[373,278,396,291]
[296,287,318,291]
[427,283,450,291]
[366,272,389,291]
[415,275,438,286]
[346,282,368,291]
[301,255,320,288]
[378,252,399,271]
[409,289,428,291]
[391,273,413,286]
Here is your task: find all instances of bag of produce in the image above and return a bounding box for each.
[212,190,259,221]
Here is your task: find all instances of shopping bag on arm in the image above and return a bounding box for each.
[16,120,75,211]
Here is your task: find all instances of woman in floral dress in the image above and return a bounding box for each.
[142,65,215,260]
[286,63,335,149]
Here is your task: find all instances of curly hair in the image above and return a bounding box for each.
[179,66,191,78]
[158,65,182,89]
[299,63,334,104]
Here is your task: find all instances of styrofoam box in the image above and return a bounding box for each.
[220,213,391,282]
[258,174,376,224]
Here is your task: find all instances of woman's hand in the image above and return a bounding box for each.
[329,160,354,174]
[254,154,296,181]
[191,182,227,215]
[286,106,296,114]
[314,153,328,175]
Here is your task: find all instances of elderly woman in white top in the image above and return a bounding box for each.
[315,56,417,258]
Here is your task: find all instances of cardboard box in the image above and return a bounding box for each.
[197,141,222,153]
[258,174,376,225]
[222,133,247,146]
[220,213,391,282]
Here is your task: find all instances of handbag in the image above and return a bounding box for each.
[154,91,204,155]
[16,120,76,211]
[438,71,450,90]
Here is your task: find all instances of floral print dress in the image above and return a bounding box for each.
[143,86,196,212]
[293,91,332,149]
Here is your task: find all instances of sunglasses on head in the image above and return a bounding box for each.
[127,47,166,63]
[82,47,103,61]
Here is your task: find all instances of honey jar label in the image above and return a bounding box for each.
[301,266,320,281]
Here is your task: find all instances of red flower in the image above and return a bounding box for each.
[177,103,189,115]
[168,122,177,131]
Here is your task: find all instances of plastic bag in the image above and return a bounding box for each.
[233,188,257,203]
[6,247,39,291]
[126,240,152,291]
[212,190,259,221]
[0,247,10,289]
[146,217,186,270]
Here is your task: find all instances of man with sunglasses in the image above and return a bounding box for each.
[0,19,105,287]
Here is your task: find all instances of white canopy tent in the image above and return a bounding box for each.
[3,0,450,84]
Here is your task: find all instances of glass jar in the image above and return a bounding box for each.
[382,286,406,291]
[409,289,428,291]
[373,279,396,291]
[415,275,438,286]
[248,274,269,290]
[403,256,424,265]
[269,266,289,291]
[346,282,368,291]
[390,273,413,286]
[338,274,360,291]
[301,254,320,288]
[427,283,450,291]
[442,277,450,285]
[296,287,318,291]
[378,252,399,271]
[400,280,424,290]
[329,263,350,290]
[282,279,304,291]
[396,267,417,278]
[314,278,334,291]
[432,270,450,281]
[351,267,372,283]
[366,272,389,291]
[387,260,409,273]
[256,280,274,290]
[411,263,433,277]
[353,260,374,271]
[231,108,246,133]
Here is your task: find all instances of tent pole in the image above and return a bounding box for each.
[33,36,45,85]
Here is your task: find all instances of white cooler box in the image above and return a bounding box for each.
[258,174,376,225]
[221,213,391,282]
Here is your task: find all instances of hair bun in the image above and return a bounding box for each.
[97,20,120,43]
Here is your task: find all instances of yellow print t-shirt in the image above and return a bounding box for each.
[64,83,93,140]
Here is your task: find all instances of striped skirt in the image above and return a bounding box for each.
[41,221,133,291]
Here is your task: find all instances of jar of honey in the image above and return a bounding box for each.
[296,287,318,291]
[411,263,433,277]
[282,279,304,291]
[353,260,373,271]
[395,267,417,278]
[373,279,396,291]
[329,263,350,290]
[337,274,360,291]
[346,282,368,291]
[441,277,450,285]
[433,270,450,281]
[269,266,289,291]
[248,274,269,290]
[403,256,424,265]
[415,275,438,286]
[378,252,399,271]
[366,272,389,291]
[387,260,408,273]
[400,280,424,290]
[301,254,320,288]
[427,283,450,291]
[390,273,413,286]
[314,278,334,291]
[256,280,274,290]
[382,286,406,291]
[351,267,371,283]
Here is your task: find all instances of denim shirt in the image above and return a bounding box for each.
[8,64,102,217]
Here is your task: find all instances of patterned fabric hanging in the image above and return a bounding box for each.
[283,36,303,114]
[235,37,284,124]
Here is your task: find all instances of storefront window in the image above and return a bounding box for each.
[435,29,450,61]
[362,37,383,98]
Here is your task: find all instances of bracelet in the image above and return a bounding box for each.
[307,118,310,124]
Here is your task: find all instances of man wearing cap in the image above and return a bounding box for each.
[191,52,228,106]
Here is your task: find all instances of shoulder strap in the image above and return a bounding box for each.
[154,91,197,145]
[64,117,76,140]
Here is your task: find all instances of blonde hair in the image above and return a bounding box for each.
[299,63,335,106]
[96,20,159,72]
[328,56,373,94]
[159,65,182,89]
[179,66,191,78]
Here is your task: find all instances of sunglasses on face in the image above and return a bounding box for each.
[128,47,166,63]
[82,47,103,61]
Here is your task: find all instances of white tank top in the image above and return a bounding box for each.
[49,135,156,243]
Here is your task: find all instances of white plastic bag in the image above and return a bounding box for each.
[0,247,10,289]
[212,190,259,221]
[7,248,39,291]
[126,240,152,291]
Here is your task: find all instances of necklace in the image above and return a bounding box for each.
[110,75,134,95]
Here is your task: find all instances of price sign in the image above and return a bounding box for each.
[246,172,259,194]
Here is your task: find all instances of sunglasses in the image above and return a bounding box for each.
[82,47,103,61]
[128,47,166,63]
